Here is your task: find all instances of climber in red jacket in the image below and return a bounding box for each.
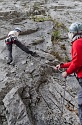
[55,22,82,125]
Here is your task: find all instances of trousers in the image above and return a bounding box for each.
[6,39,35,63]
[78,78,82,124]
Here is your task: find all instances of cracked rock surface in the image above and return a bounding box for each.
[0,0,82,125]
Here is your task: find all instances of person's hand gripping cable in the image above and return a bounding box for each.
[54,64,67,78]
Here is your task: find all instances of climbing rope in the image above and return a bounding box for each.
[61,78,67,117]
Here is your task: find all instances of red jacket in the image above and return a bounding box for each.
[60,38,82,78]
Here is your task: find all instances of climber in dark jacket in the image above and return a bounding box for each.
[5,27,37,64]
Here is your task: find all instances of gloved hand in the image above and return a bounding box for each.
[54,64,61,70]
[11,37,18,41]
[62,71,67,78]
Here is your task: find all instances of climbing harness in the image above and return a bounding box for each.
[5,36,18,44]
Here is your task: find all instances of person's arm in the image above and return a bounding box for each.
[65,41,81,75]
[54,61,71,71]
[55,41,80,78]
[66,56,78,75]
[60,62,71,68]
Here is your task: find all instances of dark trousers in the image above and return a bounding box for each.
[6,40,34,62]
[15,40,34,55]
[6,44,13,62]
[77,78,82,124]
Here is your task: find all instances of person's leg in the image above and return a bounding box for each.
[78,87,82,124]
[6,44,13,64]
[15,40,38,56]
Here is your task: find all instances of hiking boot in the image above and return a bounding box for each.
[7,59,12,64]
[31,52,39,57]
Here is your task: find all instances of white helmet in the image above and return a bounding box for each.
[15,27,21,32]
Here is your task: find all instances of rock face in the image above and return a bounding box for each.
[0,0,82,125]
[3,86,31,125]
